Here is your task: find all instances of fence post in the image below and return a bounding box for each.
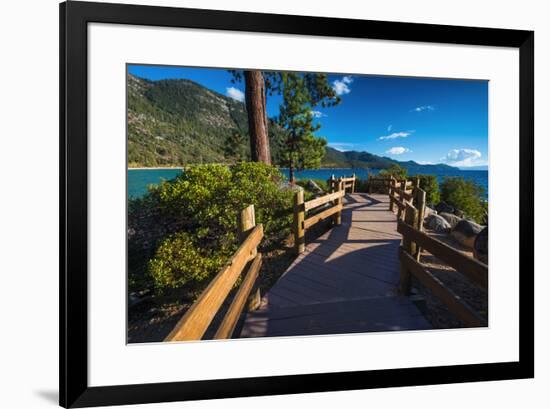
[332,178,344,226]
[397,180,405,220]
[415,189,426,262]
[293,190,305,255]
[328,174,335,193]
[399,203,417,295]
[238,205,256,257]
[389,177,395,211]
[403,203,418,255]
[333,179,343,225]
[238,205,261,310]
[352,173,356,193]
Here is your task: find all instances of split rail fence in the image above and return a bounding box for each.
[389,177,488,327]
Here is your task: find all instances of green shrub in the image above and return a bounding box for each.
[148,232,228,292]
[440,177,487,224]
[128,162,294,295]
[410,174,440,205]
[379,164,407,180]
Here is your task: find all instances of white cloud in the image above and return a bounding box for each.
[386,147,411,155]
[332,76,353,95]
[411,105,435,112]
[378,131,413,141]
[442,148,483,167]
[310,110,326,118]
[328,142,357,152]
[226,87,245,102]
[387,125,393,132]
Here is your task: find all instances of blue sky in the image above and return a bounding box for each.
[128,64,488,168]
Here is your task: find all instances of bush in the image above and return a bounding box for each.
[440,177,487,224]
[410,174,440,205]
[379,164,407,180]
[128,162,294,295]
[148,232,228,293]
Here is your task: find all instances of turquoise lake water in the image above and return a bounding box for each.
[128,168,488,199]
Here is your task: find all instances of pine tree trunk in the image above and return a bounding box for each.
[289,161,295,184]
[244,71,271,164]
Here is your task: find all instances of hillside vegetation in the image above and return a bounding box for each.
[128,74,287,167]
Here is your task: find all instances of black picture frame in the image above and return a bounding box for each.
[60,1,534,407]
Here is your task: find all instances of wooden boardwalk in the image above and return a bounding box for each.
[239,193,432,338]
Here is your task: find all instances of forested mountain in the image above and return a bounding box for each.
[127,74,458,172]
[128,74,287,166]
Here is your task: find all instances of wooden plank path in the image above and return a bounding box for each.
[239,193,432,338]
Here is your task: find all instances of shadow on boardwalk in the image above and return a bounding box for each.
[239,193,432,338]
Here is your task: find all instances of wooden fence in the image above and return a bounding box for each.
[397,202,488,327]
[164,205,263,341]
[328,174,356,194]
[366,175,392,194]
[389,177,421,221]
[293,179,345,254]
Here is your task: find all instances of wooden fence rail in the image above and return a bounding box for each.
[389,178,416,220]
[397,203,488,327]
[329,174,356,194]
[165,205,264,342]
[293,180,345,254]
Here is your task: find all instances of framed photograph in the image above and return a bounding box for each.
[60,1,534,407]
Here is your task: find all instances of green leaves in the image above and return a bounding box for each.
[148,232,227,293]
[440,177,487,224]
[277,73,334,180]
[380,164,408,179]
[410,174,440,205]
[132,163,294,295]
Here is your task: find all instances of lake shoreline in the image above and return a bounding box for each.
[128,166,185,170]
[127,167,489,199]
[128,165,485,171]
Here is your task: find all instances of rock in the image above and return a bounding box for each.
[424,214,451,233]
[424,206,437,218]
[282,182,303,193]
[474,227,488,264]
[453,208,465,218]
[435,201,455,214]
[451,219,483,249]
[439,212,462,229]
[306,179,324,195]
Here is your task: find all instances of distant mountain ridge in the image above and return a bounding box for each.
[127,73,459,172]
[322,147,459,172]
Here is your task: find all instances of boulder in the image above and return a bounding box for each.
[435,201,455,214]
[451,219,483,249]
[424,214,451,233]
[283,182,304,193]
[474,227,488,264]
[439,212,462,229]
[424,206,437,218]
[306,179,324,195]
[453,208,465,218]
